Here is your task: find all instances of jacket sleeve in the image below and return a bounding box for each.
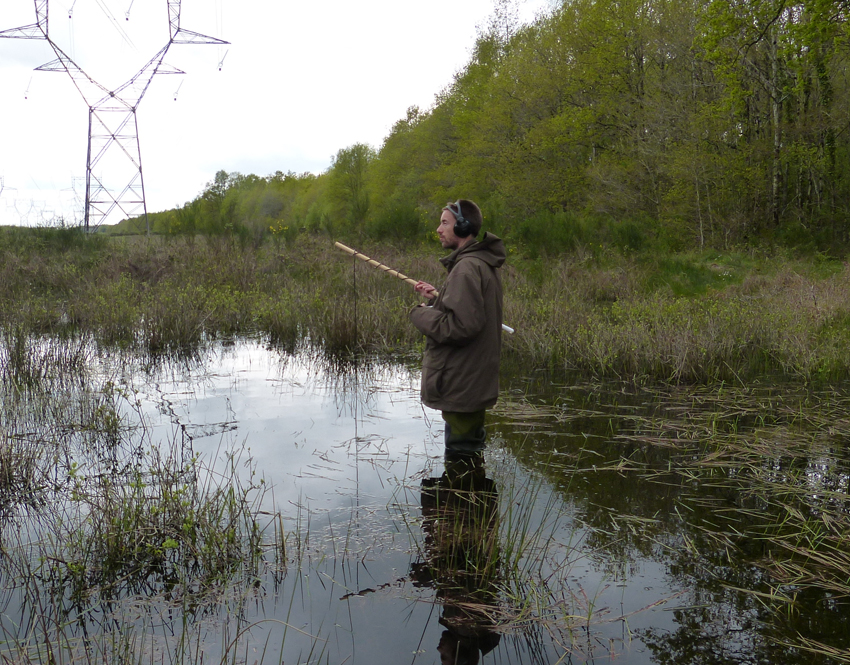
[409,261,485,346]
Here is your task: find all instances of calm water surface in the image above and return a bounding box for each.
[3,337,849,664]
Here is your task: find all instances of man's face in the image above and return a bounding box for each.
[437,210,460,249]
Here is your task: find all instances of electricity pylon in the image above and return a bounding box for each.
[1,0,228,231]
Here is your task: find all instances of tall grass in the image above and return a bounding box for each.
[3,228,850,381]
[504,253,850,382]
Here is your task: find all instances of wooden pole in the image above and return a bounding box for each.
[334,241,515,334]
[334,241,440,295]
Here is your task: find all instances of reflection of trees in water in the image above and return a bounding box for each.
[492,382,850,664]
[411,453,502,665]
[640,531,850,665]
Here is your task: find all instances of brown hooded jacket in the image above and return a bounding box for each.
[409,233,506,412]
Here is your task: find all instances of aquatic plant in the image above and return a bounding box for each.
[483,383,850,663]
[0,339,297,663]
[588,384,850,662]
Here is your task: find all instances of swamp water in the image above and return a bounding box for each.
[0,337,848,664]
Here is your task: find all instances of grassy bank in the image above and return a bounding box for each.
[2,227,850,382]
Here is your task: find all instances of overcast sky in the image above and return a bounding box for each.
[0,0,552,226]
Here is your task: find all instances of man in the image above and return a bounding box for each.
[410,199,506,454]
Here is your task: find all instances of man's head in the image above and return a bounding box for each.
[437,199,482,250]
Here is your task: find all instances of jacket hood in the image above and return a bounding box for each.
[441,232,506,272]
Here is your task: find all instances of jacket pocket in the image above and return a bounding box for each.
[422,357,445,402]
[422,346,451,403]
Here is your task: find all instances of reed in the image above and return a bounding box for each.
[503,256,850,383]
[4,230,850,382]
[0,234,850,383]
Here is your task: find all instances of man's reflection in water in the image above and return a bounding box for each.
[410,452,501,665]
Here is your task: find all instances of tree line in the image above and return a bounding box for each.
[125,0,850,254]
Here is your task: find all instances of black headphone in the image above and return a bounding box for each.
[445,200,473,238]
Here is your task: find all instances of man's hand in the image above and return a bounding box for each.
[414,280,437,300]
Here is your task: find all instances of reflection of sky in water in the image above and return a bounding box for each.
[72,338,848,665]
[134,342,439,517]
[4,340,848,662]
[115,340,678,664]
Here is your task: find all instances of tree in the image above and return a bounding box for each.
[327,144,375,234]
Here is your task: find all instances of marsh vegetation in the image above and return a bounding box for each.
[0,231,849,661]
[5,228,850,383]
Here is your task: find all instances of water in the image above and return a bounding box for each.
[1,337,848,664]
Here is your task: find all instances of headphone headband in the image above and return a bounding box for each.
[444,200,473,238]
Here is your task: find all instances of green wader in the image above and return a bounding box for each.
[442,410,487,454]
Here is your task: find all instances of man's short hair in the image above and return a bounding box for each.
[457,199,483,237]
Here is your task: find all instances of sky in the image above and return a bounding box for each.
[0,0,553,227]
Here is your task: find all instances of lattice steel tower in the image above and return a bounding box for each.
[1,1,227,230]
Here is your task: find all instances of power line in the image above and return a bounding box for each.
[93,0,136,50]
[0,0,229,231]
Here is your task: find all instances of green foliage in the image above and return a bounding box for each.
[0,224,106,256]
[0,360,271,616]
[513,210,587,255]
[51,444,266,601]
[94,0,850,255]
[640,256,736,296]
[129,170,324,243]
[508,210,652,259]
[360,0,850,252]
[326,143,376,237]
[364,203,423,241]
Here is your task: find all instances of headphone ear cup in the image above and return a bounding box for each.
[454,218,472,238]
